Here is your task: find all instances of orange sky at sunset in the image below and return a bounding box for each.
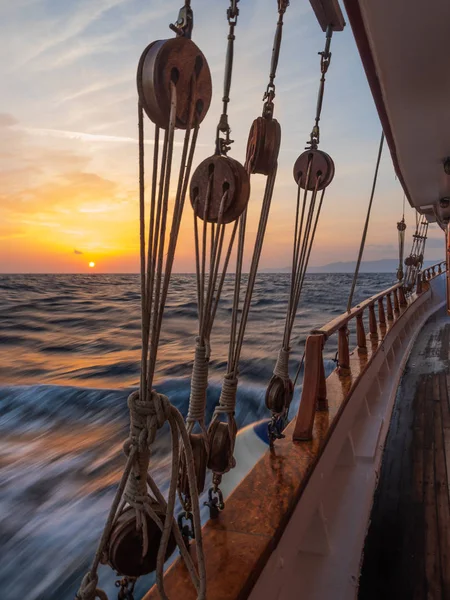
[0,0,444,273]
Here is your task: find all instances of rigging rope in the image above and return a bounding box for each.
[346,132,384,312]
[76,6,212,598]
[396,215,406,281]
[265,23,336,444]
[205,0,289,515]
[404,214,428,291]
[177,0,248,541]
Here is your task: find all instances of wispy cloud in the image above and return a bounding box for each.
[19,125,147,145]
[12,0,133,70]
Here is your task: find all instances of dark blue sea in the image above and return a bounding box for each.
[0,272,394,600]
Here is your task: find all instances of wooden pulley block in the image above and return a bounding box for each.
[178,432,208,497]
[207,420,237,474]
[245,116,281,175]
[108,505,176,577]
[265,375,294,415]
[137,37,212,130]
[293,149,335,191]
[404,256,413,267]
[190,155,250,224]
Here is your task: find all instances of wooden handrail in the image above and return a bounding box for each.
[312,282,402,339]
[296,259,446,442]
[314,261,446,340]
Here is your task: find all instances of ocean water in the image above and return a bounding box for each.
[0,272,394,600]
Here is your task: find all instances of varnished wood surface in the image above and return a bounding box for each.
[359,308,450,600]
[144,284,435,600]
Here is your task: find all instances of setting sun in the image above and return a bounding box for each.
[88,262,95,268]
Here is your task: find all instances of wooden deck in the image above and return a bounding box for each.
[359,307,450,600]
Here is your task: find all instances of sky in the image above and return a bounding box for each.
[0,0,444,273]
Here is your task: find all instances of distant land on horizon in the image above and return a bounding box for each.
[262,258,438,274]
[0,259,441,275]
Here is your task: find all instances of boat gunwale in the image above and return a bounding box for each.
[312,260,446,338]
[144,265,446,600]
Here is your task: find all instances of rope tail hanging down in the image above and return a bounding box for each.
[204,0,289,518]
[177,0,249,544]
[265,22,336,445]
[76,5,212,599]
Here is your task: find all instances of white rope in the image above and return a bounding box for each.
[273,347,290,380]
[187,340,209,431]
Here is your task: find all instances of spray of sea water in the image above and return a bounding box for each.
[0,272,394,599]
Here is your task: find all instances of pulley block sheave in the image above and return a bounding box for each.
[246,116,281,175]
[108,505,177,578]
[293,149,335,190]
[265,374,294,415]
[137,37,212,129]
[178,432,208,497]
[207,420,237,475]
[190,155,250,223]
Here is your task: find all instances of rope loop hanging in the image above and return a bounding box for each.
[76,5,212,598]
[265,21,336,445]
[205,0,289,515]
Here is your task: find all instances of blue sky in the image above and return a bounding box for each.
[0,0,443,272]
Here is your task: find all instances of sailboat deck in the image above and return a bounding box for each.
[359,306,450,599]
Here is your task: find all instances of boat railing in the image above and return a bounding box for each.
[145,260,446,599]
[293,259,447,440]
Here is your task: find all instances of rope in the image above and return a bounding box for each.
[265,26,334,435]
[187,340,209,431]
[208,168,277,487]
[77,67,206,600]
[346,131,384,312]
[76,573,108,600]
[404,216,428,291]
[273,347,290,380]
[213,374,238,417]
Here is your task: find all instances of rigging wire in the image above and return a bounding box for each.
[205,0,289,514]
[177,0,248,540]
[346,132,384,312]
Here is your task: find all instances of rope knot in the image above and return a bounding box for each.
[214,374,238,416]
[273,347,290,380]
[187,341,209,426]
[76,572,107,600]
[127,389,171,447]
